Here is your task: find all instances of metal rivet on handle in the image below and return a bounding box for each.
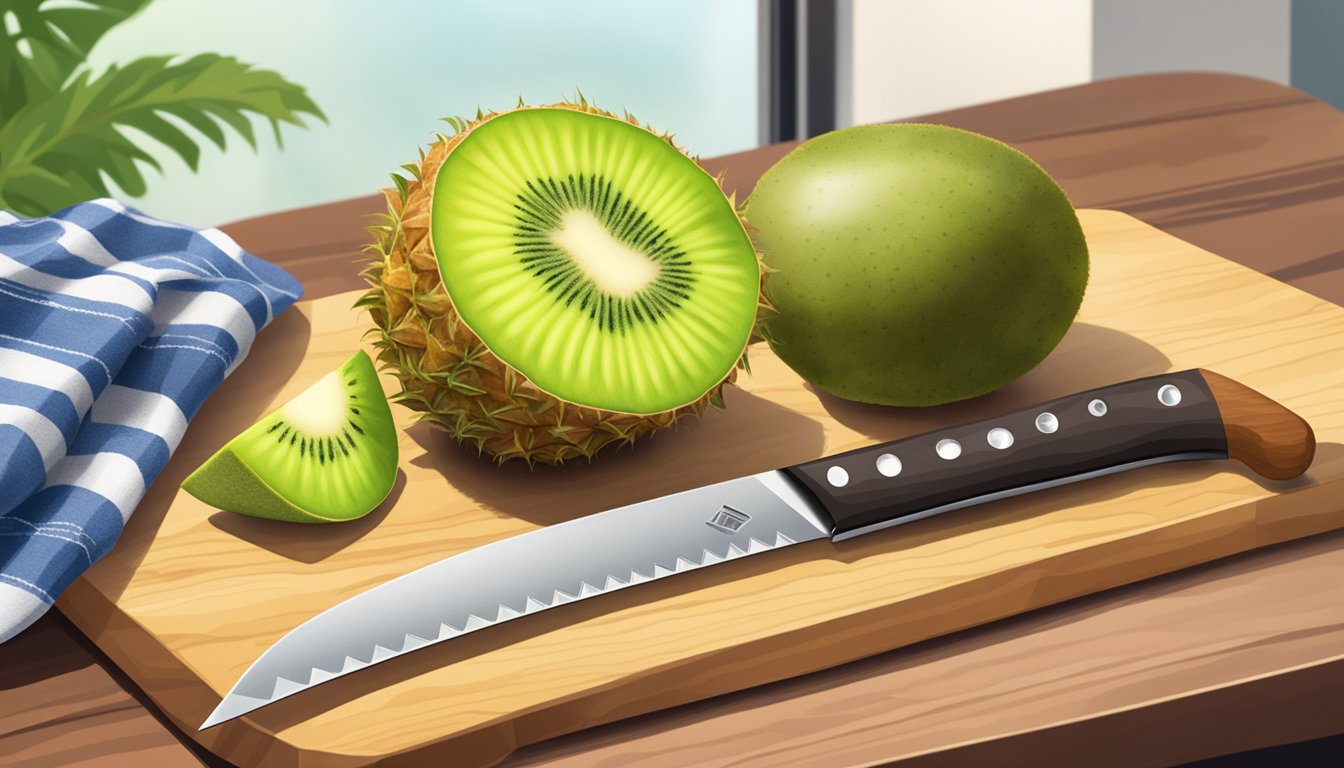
[826,466,849,487]
[987,427,1014,449]
[935,439,961,460]
[1035,412,1059,433]
[876,453,902,477]
[1088,398,1108,417]
[1158,384,1182,406]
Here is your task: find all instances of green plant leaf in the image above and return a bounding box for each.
[0,0,153,119]
[0,53,326,217]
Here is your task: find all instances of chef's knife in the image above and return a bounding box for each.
[201,368,1314,729]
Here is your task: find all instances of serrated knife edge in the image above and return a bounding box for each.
[201,470,828,729]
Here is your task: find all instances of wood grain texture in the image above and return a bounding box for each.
[0,613,211,768]
[1201,369,1318,480]
[508,528,1344,768]
[49,210,1344,767]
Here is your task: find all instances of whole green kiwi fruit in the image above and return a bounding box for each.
[746,123,1089,406]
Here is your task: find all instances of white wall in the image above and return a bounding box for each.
[1092,0,1291,83]
[839,0,1294,127]
[840,0,1094,126]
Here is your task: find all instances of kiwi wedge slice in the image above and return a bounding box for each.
[431,108,760,415]
[181,350,398,523]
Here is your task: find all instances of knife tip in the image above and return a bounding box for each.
[200,692,268,730]
[199,709,228,731]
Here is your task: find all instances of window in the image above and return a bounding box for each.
[87,0,762,225]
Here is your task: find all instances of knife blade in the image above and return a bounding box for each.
[201,368,1314,729]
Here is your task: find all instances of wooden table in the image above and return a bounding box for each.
[4,72,1343,767]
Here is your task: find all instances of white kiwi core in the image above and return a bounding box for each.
[280,370,348,435]
[550,209,658,298]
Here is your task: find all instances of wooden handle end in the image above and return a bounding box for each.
[1199,369,1315,480]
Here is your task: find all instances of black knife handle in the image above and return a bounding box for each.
[783,369,1315,541]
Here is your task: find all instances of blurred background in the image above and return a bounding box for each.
[5,0,1342,226]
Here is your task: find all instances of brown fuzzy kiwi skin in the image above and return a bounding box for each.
[357,100,772,465]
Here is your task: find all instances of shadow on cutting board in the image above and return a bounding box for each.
[205,469,408,563]
[811,323,1173,443]
[408,388,827,528]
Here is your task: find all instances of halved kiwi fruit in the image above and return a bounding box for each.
[181,350,398,522]
[432,108,760,415]
[363,103,766,463]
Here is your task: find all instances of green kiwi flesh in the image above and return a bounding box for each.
[181,350,398,523]
[431,108,760,415]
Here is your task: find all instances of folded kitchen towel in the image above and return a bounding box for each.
[0,199,302,642]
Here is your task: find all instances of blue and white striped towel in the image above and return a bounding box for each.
[0,199,302,642]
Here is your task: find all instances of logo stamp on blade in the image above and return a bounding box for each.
[707,505,750,533]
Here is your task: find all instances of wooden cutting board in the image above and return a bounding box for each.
[55,210,1344,768]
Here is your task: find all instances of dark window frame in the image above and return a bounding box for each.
[759,0,839,144]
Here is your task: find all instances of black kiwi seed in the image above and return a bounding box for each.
[512,173,696,335]
[281,432,351,465]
